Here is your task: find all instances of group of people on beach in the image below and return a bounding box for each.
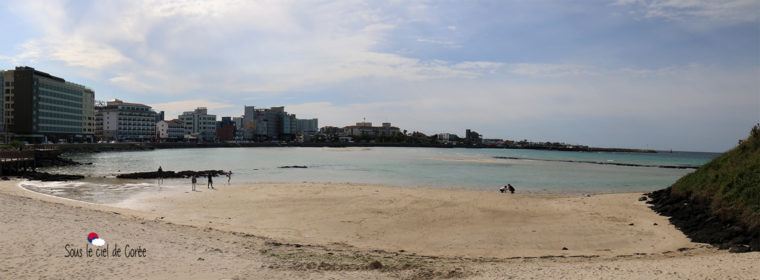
[157,166,232,192]
[499,184,515,194]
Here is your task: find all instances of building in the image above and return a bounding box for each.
[436,133,459,144]
[249,106,297,141]
[0,73,4,135]
[465,129,482,145]
[179,107,216,141]
[156,111,165,122]
[95,99,157,141]
[156,119,184,141]
[216,116,236,142]
[296,118,319,135]
[0,66,95,142]
[342,121,401,137]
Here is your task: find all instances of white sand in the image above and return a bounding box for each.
[2,180,759,279]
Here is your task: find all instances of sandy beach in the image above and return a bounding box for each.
[2,179,759,279]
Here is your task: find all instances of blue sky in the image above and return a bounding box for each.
[1,0,758,152]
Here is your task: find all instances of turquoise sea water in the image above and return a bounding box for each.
[21,147,718,204]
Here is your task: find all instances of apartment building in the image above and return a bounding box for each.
[179,107,217,141]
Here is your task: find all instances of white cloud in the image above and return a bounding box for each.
[416,37,461,48]
[510,64,597,78]
[149,99,236,120]
[5,0,501,95]
[615,0,760,24]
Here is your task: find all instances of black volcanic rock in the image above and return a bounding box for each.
[116,170,226,179]
[21,171,84,181]
[647,187,760,252]
[278,165,308,168]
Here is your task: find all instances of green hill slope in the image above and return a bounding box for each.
[672,124,760,230]
[649,124,760,252]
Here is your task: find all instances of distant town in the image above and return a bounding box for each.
[1,66,651,152]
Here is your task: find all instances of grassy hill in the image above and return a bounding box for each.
[672,124,760,230]
[649,124,760,252]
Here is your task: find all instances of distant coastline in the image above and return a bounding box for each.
[32,142,658,154]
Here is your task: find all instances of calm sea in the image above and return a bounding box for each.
[21,147,718,204]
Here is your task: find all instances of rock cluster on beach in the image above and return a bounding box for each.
[20,171,85,181]
[116,170,227,179]
[647,188,759,252]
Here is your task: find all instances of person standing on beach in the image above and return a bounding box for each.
[207,173,214,189]
[227,170,232,184]
[157,166,164,184]
[191,175,197,191]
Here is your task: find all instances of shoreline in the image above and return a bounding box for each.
[3,179,759,279]
[33,142,660,154]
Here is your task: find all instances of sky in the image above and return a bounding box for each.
[0,0,758,152]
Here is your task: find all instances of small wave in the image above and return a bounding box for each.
[493,156,700,169]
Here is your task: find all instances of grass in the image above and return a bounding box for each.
[670,124,760,230]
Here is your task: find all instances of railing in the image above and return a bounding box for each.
[0,150,35,162]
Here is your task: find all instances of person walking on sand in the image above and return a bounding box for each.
[191,175,197,191]
[157,166,164,184]
[207,173,214,189]
[227,170,232,184]
[508,184,515,194]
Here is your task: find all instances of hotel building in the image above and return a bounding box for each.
[95,99,157,141]
[0,66,95,142]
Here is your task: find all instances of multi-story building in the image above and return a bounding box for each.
[95,99,157,141]
[216,116,236,142]
[0,73,4,135]
[0,66,95,142]
[156,119,184,141]
[342,122,400,137]
[465,129,482,145]
[249,106,301,141]
[179,107,216,141]
[296,118,319,135]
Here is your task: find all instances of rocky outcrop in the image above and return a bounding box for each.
[116,170,226,179]
[647,188,759,252]
[21,171,84,181]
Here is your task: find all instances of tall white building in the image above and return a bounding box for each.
[95,99,156,141]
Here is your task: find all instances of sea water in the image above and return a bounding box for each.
[22,147,718,204]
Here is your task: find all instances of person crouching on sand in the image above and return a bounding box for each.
[508,184,515,194]
[499,185,506,193]
[207,173,214,190]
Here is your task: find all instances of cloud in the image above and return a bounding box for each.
[416,37,461,48]
[509,64,597,78]
[5,0,502,95]
[149,99,236,120]
[614,0,760,24]
[91,238,105,246]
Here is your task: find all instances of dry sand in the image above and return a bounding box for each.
[2,180,759,279]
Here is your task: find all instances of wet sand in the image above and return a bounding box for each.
[2,180,759,279]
